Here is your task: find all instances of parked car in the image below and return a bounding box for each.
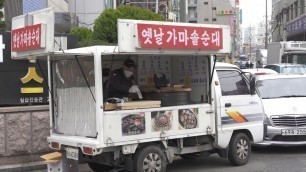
[233,61,239,67]
[242,68,278,78]
[238,60,249,69]
[254,75,306,146]
[264,63,306,74]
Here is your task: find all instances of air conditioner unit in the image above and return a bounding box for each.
[55,12,78,33]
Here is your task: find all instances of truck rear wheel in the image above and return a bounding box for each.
[228,133,251,166]
[87,162,114,172]
[133,145,167,172]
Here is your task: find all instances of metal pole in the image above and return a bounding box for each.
[249,26,252,60]
[265,0,268,49]
[156,0,159,13]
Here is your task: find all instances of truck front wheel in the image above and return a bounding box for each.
[228,133,251,166]
[133,145,167,172]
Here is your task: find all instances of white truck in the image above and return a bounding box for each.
[44,19,264,171]
[267,41,306,65]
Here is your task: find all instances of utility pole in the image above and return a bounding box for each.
[265,0,268,49]
[248,26,254,61]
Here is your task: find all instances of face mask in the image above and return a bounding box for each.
[124,70,133,78]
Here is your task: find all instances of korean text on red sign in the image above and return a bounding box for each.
[137,24,223,50]
[11,24,42,52]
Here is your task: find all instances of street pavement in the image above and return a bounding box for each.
[32,146,306,172]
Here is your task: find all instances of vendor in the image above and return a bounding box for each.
[105,59,140,99]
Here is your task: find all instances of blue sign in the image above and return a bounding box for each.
[287,15,306,37]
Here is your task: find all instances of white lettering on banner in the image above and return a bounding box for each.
[23,30,28,47]
[12,26,41,51]
[13,33,16,49]
[178,29,189,46]
[154,28,164,45]
[167,29,178,45]
[28,31,32,46]
[141,28,153,44]
[35,28,40,45]
[190,30,200,46]
[211,31,220,46]
[16,32,20,48]
[201,31,210,46]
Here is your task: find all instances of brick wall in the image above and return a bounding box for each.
[0,105,51,165]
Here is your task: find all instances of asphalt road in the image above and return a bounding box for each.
[37,146,306,172]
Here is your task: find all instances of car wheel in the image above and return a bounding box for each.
[228,133,251,166]
[133,145,167,172]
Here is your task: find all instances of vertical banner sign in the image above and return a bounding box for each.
[137,24,223,50]
[240,9,242,24]
[11,24,43,52]
[230,16,234,36]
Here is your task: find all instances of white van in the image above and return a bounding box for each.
[255,75,306,146]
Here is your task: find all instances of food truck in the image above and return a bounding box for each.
[13,17,264,171]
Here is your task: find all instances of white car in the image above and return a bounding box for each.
[254,75,306,146]
[242,68,278,78]
[264,63,306,74]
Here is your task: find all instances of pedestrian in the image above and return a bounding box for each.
[245,61,250,69]
[250,61,254,69]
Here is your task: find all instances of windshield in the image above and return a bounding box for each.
[281,66,306,74]
[282,54,306,64]
[257,78,306,99]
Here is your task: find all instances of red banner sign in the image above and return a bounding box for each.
[137,23,223,50]
[11,24,43,52]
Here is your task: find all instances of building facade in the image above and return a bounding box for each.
[272,0,306,42]
[68,0,105,28]
[179,0,241,59]
[5,0,68,30]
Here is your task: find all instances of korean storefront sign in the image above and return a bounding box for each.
[11,24,45,52]
[287,14,306,37]
[137,24,223,50]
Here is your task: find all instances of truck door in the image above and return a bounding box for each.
[216,70,263,129]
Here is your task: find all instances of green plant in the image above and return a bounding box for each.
[93,6,165,44]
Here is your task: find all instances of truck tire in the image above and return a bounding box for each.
[133,145,167,172]
[228,133,251,166]
[88,162,114,172]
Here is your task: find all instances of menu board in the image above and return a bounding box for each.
[178,56,207,86]
[138,56,171,85]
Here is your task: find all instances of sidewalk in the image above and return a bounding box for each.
[0,162,47,172]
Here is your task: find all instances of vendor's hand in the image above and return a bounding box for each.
[129,85,140,93]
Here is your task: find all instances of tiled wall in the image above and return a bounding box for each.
[0,105,51,165]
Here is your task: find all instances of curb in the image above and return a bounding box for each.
[0,162,47,172]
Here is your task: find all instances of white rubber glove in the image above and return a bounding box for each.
[129,85,140,93]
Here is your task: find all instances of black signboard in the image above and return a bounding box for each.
[0,32,77,106]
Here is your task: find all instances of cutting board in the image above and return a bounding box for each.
[119,100,161,110]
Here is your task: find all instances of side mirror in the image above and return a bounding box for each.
[250,77,256,95]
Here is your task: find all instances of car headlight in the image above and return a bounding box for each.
[264,114,274,126]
